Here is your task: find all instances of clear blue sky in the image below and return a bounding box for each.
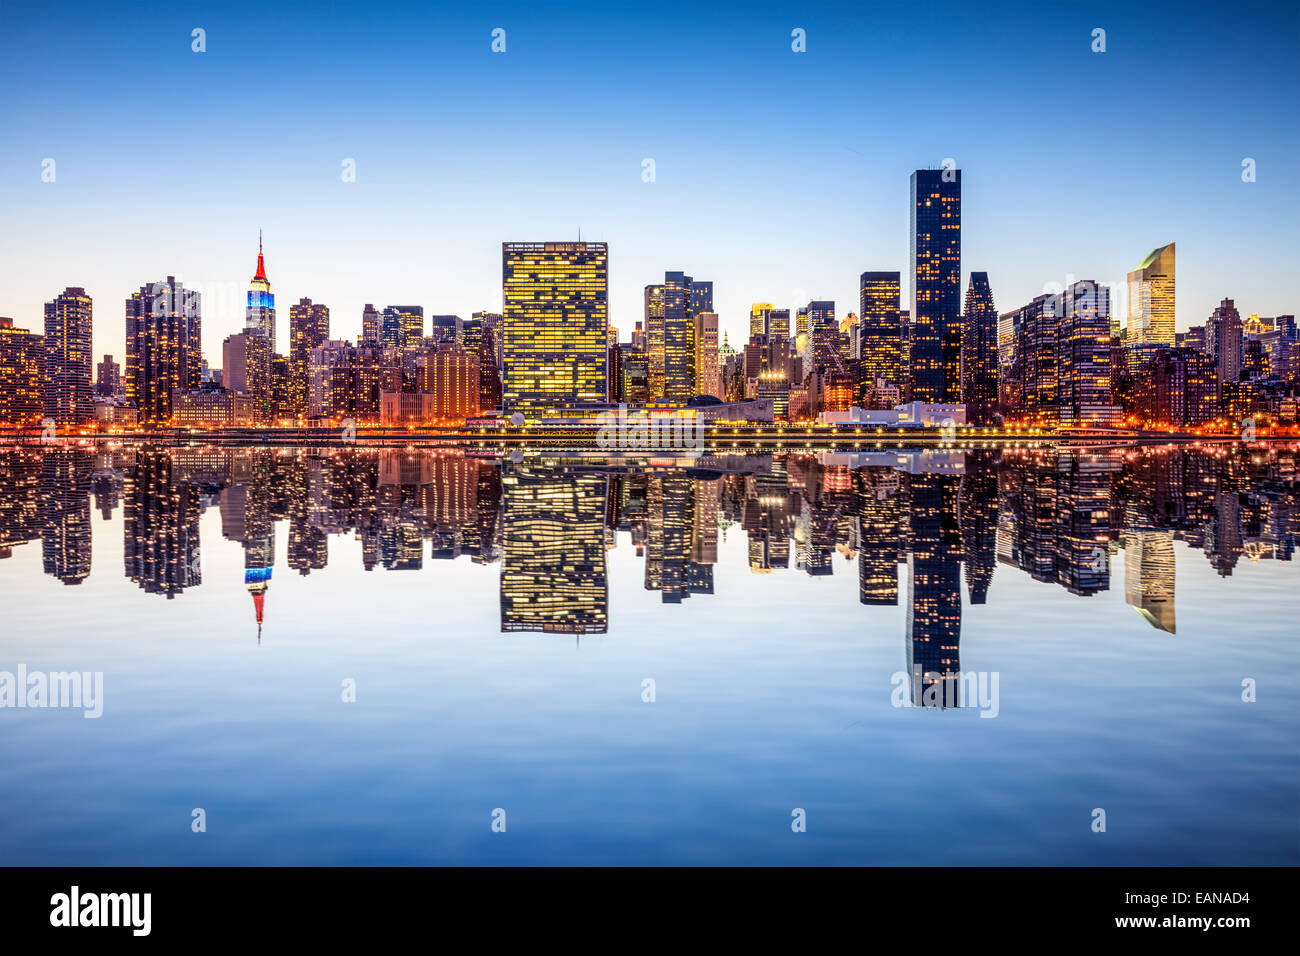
[1,0,1296,365]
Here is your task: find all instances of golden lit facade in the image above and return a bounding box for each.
[43,287,94,426]
[503,242,608,416]
[1127,242,1175,346]
[0,318,45,426]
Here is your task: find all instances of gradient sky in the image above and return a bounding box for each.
[2,0,1297,367]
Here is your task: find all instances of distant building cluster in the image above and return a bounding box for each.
[2,174,1296,432]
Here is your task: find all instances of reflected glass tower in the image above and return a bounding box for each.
[905,472,962,706]
[500,469,609,634]
[122,448,201,598]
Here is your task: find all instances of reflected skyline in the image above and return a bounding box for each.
[1,443,1294,648]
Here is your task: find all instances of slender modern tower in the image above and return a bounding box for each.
[246,231,276,350]
[910,169,962,404]
[858,272,903,390]
[289,298,330,420]
[43,287,94,426]
[1127,243,1175,346]
[960,272,998,423]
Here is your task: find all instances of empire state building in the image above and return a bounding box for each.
[246,230,276,350]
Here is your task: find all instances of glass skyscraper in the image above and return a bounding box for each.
[502,241,608,417]
[42,287,94,427]
[1126,242,1175,347]
[909,169,962,404]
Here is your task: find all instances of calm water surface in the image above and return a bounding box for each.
[1,442,1297,865]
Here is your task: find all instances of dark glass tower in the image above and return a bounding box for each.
[960,272,998,423]
[910,169,961,404]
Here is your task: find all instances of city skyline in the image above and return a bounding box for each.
[2,1,1297,369]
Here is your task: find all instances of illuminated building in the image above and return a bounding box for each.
[381,306,424,351]
[1205,297,1243,397]
[905,472,962,706]
[1127,242,1175,346]
[245,233,276,350]
[960,272,998,423]
[1124,510,1176,633]
[694,310,721,399]
[308,339,400,422]
[289,298,330,420]
[645,284,665,397]
[857,271,903,393]
[806,300,840,373]
[94,354,121,399]
[910,168,962,404]
[756,370,790,421]
[1131,347,1216,426]
[43,287,94,427]
[500,469,609,634]
[122,448,201,597]
[175,384,259,427]
[125,276,201,425]
[419,344,481,421]
[40,447,92,586]
[361,303,380,344]
[0,318,45,426]
[222,330,272,423]
[855,468,900,605]
[502,241,608,417]
[749,302,775,339]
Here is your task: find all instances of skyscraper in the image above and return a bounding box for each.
[663,271,709,403]
[645,284,666,398]
[289,298,330,420]
[361,304,380,345]
[125,277,201,425]
[246,232,276,350]
[1127,242,1175,346]
[43,287,94,427]
[694,310,721,400]
[909,169,962,403]
[1206,297,1243,396]
[223,330,272,422]
[502,241,608,416]
[381,306,423,351]
[0,318,45,426]
[95,354,122,399]
[857,272,903,389]
[960,272,998,423]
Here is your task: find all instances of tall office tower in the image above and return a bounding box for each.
[126,276,201,425]
[0,318,45,426]
[501,241,608,417]
[663,271,705,402]
[997,309,1019,376]
[222,330,272,422]
[958,454,998,604]
[500,469,609,634]
[806,300,839,372]
[95,354,121,398]
[1126,242,1175,346]
[796,306,809,338]
[43,287,94,427]
[429,314,460,345]
[1124,512,1176,633]
[768,308,791,341]
[40,447,93,586]
[1059,280,1120,423]
[289,298,330,420]
[858,272,903,387]
[472,311,505,369]
[122,448,202,598]
[855,468,901,605]
[910,169,962,403]
[750,302,775,339]
[645,284,666,398]
[475,320,503,411]
[1206,297,1243,395]
[906,472,963,707]
[960,273,998,423]
[361,303,380,344]
[419,345,481,421]
[380,306,423,350]
[245,233,276,350]
[694,310,721,399]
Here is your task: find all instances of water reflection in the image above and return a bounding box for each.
[2,443,1295,666]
